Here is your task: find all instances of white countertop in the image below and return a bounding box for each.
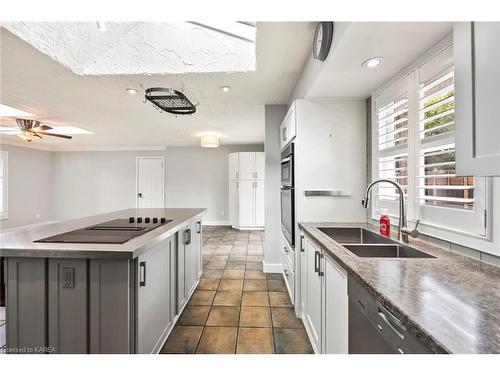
[0,208,206,259]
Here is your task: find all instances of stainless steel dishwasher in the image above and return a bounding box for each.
[348,275,433,354]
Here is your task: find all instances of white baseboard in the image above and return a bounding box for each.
[263,261,283,273]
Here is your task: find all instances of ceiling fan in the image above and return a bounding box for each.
[0,119,72,142]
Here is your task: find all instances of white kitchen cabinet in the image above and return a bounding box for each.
[304,235,322,353]
[238,180,255,227]
[254,180,265,227]
[136,235,175,354]
[323,256,348,354]
[255,152,265,180]
[229,153,239,180]
[301,231,348,354]
[454,22,500,176]
[228,152,265,229]
[229,180,239,227]
[280,103,297,150]
[239,152,256,180]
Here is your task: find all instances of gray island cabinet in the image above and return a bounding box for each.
[0,208,205,354]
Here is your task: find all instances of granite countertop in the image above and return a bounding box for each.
[299,221,500,354]
[0,208,206,259]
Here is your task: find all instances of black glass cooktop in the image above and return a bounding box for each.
[35,218,173,244]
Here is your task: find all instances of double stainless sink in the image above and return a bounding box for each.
[318,227,435,259]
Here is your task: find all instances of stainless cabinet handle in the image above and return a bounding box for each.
[284,269,289,276]
[184,229,192,245]
[314,251,320,273]
[284,246,289,253]
[137,193,142,198]
[300,235,305,252]
[139,261,146,287]
[318,253,324,276]
[197,221,201,234]
[377,302,406,339]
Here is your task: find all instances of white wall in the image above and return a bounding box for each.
[0,144,54,229]
[165,145,263,224]
[264,106,287,268]
[51,150,166,220]
[49,145,263,224]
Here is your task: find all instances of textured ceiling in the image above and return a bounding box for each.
[0,22,315,150]
[4,22,256,76]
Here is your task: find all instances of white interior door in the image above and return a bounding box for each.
[136,157,165,209]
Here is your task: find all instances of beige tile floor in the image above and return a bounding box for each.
[161,226,313,354]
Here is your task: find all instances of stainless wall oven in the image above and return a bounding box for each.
[281,143,295,247]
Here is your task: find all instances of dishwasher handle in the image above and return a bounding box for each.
[377,302,406,340]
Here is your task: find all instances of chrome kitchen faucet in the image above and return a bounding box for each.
[362,179,420,243]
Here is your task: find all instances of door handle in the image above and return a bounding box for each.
[139,261,146,287]
[314,251,320,273]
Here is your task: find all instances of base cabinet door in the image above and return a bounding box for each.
[238,180,255,227]
[254,180,265,227]
[136,235,175,354]
[229,180,239,227]
[323,256,348,354]
[304,237,322,353]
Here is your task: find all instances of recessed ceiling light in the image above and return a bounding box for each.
[96,22,107,32]
[126,88,137,95]
[362,57,384,69]
[220,86,231,92]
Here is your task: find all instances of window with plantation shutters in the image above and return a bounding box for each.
[372,44,488,238]
[0,151,7,220]
[373,76,411,218]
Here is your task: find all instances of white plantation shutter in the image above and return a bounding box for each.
[372,44,488,237]
[416,47,486,236]
[373,76,411,218]
[0,151,7,219]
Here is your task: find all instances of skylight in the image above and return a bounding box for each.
[4,22,257,76]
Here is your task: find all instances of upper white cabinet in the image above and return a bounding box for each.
[255,152,265,180]
[280,104,297,150]
[228,152,265,229]
[238,152,265,180]
[229,153,239,180]
[454,22,500,176]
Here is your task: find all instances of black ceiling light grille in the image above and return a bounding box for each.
[145,88,196,115]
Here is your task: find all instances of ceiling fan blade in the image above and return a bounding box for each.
[0,127,22,134]
[36,131,72,140]
[33,124,52,131]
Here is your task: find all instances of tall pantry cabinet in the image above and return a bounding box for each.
[229,152,265,229]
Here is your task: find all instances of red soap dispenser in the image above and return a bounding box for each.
[379,209,391,238]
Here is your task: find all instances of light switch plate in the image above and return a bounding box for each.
[62,267,75,288]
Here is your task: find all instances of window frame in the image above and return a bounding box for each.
[0,150,8,220]
[370,34,493,243]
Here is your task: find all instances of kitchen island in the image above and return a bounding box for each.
[0,208,206,354]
